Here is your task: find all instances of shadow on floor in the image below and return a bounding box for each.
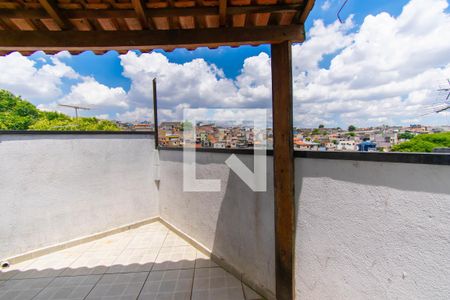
[0,222,262,300]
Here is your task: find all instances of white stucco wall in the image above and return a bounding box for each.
[2,136,449,300]
[0,133,158,259]
[158,150,450,300]
[295,158,450,300]
[158,150,276,298]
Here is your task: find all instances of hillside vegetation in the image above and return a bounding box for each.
[0,90,120,131]
[391,132,450,152]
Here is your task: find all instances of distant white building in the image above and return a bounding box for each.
[213,142,226,149]
[337,140,358,151]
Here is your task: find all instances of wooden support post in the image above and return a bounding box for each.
[271,40,294,300]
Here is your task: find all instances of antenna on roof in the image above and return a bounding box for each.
[337,0,350,23]
[418,79,450,117]
[437,79,450,101]
[58,103,90,118]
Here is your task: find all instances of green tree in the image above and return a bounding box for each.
[318,124,324,129]
[0,89,120,131]
[0,90,40,130]
[398,132,415,140]
[348,125,356,132]
[392,132,450,152]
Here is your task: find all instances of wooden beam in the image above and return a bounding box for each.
[0,4,302,19]
[38,0,71,29]
[271,40,294,300]
[0,24,304,52]
[219,0,227,26]
[131,0,149,29]
[298,0,315,24]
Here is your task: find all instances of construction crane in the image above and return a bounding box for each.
[58,103,90,118]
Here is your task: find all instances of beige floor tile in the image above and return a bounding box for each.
[60,242,96,254]
[192,267,245,300]
[88,233,133,252]
[126,232,167,249]
[153,246,197,271]
[133,223,169,234]
[60,249,121,277]
[0,277,53,300]
[138,269,194,300]
[85,272,148,300]
[242,283,263,300]
[107,248,159,274]
[33,275,101,300]
[195,252,218,269]
[162,233,191,247]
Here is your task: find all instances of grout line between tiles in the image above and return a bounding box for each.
[81,228,140,300]
[189,246,199,300]
[135,229,169,300]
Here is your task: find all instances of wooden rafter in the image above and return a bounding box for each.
[0,25,304,52]
[0,5,302,19]
[131,0,149,29]
[298,0,315,24]
[38,0,71,30]
[219,0,227,26]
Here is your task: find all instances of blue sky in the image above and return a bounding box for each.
[1,0,450,127]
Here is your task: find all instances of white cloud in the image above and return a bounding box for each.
[60,77,128,108]
[0,52,78,102]
[121,52,238,109]
[321,0,331,11]
[95,114,110,120]
[291,0,450,127]
[116,107,153,122]
[235,53,272,108]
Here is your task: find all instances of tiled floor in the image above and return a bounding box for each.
[0,222,263,300]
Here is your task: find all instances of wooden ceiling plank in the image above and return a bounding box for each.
[0,24,305,52]
[38,0,72,29]
[10,18,36,30]
[131,0,149,29]
[0,4,302,19]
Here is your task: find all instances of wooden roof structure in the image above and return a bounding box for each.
[0,0,314,54]
[0,1,315,300]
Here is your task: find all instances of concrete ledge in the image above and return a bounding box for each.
[159,218,274,300]
[296,150,450,165]
[159,146,450,165]
[2,217,159,265]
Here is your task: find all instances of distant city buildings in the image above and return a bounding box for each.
[115,120,448,152]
